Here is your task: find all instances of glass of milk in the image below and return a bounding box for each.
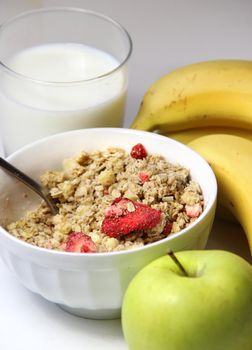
[0,8,132,155]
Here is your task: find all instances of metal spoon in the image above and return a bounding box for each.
[0,157,58,215]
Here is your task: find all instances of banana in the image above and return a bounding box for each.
[162,126,252,144]
[161,127,251,223]
[131,60,252,132]
[161,127,249,223]
[188,134,252,253]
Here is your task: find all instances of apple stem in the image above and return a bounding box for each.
[167,250,189,277]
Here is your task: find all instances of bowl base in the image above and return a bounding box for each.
[58,304,121,320]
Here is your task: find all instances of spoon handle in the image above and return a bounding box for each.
[0,157,58,215]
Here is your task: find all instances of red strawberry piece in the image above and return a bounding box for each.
[138,172,150,183]
[163,222,173,235]
[104,197,130,218]
[185,203,202,218]
[102,198,161,237]
[130,143,147,159]
[64,232,97,253]
[60,242,67,250]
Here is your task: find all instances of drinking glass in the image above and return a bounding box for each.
[0,8,132,155]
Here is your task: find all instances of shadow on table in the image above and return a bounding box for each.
[207,219,251,263]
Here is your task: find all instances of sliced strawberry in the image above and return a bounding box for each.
[104,197,131,218]
[185,203,202,218]
[104,204,124,217]
[163,222,173,235]
[64,232,97,253]
[60,242,67,250]
[138,172,150,183]
[130,143,147,159]
[102,198,161,237]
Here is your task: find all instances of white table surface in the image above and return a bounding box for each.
[0,1,252,349]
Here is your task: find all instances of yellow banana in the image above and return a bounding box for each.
[188,134,252,253]
[131,60,252,132]
[162,127,251,223]
[161,128,250,222]
[162,126,252,144]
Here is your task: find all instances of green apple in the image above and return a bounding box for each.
[122,250,252,350]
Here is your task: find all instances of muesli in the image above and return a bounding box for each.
[7,143,204,253]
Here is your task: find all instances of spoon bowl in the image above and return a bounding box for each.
[0,157,58,215]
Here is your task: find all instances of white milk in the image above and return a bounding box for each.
[0,43,127,155]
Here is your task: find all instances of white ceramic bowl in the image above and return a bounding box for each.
[0,128,217,319]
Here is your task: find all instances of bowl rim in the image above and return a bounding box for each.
[0,127,217,258]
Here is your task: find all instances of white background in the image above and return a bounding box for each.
[0,1,252,349]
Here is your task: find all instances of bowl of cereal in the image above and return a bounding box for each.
[0,128,217,319]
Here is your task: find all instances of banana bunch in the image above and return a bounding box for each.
[130,60,252,253]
